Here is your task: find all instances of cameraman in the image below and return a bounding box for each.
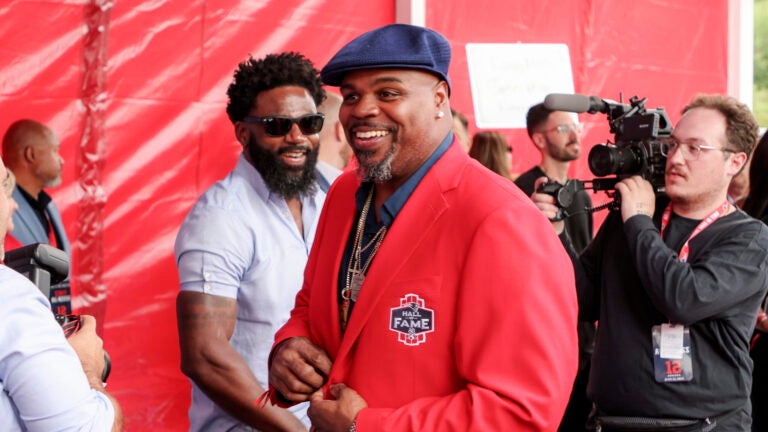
[533,94,768,430]
[0,160,123,431]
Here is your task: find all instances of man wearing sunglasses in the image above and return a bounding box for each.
[175,52,327,431]
[268,24,579,431]
[515,103,595,432]
[533,95,768,430]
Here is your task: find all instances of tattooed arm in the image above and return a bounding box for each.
[177,291,307,431]
[615,176,656,221]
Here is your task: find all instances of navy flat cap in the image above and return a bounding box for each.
[321,24,451,92]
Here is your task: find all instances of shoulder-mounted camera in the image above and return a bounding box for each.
[537,93,673,217]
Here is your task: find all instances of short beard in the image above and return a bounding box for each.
[247,135,318,197]
[36,167,62,188]
[356,143,396,183]
[44,176,62,188]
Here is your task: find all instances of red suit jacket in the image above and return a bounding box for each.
[272,143,579,431]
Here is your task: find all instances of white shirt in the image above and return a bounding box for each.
[0,265,115,432]
[175,154,325,431]
[316,160,342,187]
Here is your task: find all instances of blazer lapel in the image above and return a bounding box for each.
[334,149,464,362]
[10,187,48,245]
[314,175,359,359]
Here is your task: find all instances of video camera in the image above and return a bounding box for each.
[537,93,673,219]
[5,243,111,382]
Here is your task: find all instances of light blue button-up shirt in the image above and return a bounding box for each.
[0,265,115,431]
[175,154,325,431]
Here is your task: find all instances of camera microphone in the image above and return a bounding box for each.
[544,93,609,114]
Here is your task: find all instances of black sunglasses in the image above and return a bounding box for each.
[243,114,325,137]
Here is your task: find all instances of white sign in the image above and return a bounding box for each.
[466,43,575,129]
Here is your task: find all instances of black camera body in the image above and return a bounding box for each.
[538,93,673,216]
[584,96,672,192]
[537,179,583,221]
[5,243,71,314]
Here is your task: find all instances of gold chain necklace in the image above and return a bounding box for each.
[344,187,387,301]
[340,188,387,332]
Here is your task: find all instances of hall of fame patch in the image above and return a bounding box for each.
[389,293,434,346]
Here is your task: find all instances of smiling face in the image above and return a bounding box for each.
[665,107,746,212]
[338,68,449,185]
[236,85,320,197]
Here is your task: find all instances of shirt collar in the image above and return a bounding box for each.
[17,186,52,211]
[355,131,453,226]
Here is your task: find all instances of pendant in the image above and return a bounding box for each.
[350,273,364,301]
[340,298,350,333]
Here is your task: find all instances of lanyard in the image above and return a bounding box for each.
[659,201,730,262]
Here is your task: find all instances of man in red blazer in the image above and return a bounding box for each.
[268,24,579,432]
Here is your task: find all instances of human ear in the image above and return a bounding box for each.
[531,132,546,150]
[433,81,449,111]
[23,146,35,164]
[234,122,249,147]
[726,151,748,178]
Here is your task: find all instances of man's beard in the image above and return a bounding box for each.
[247,135,318,197]
[37,167,62,188]
[547,138,579,162]
[44,176,62,188]
[356,142,396,183]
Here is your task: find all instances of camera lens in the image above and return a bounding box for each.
[588,144,641,177]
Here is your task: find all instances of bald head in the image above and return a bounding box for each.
[3,120,50,165]
[2,119,64,197]
[317,92,351,170]
[319,92,342,130]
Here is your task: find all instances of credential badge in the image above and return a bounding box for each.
[389,293,435,346]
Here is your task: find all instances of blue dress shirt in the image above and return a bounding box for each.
[0,265,115,431]
[174,154,325,431]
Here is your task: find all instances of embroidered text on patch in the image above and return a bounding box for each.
[390,293,435,346]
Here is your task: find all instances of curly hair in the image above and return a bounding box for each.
[682,94,759,157]
[225,52,325,124]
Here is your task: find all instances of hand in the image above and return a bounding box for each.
[308,383,367,432]
[615,176,655,222]
[66,315,107,386]
[757,310,768,333]
[269,337,333,403]
[531,176,565,234]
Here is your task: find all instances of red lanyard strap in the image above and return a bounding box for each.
[659,201,730,262]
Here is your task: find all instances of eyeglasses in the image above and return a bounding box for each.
[242,114,325,137]
[541,123,583,135]
[660,139,735,161]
